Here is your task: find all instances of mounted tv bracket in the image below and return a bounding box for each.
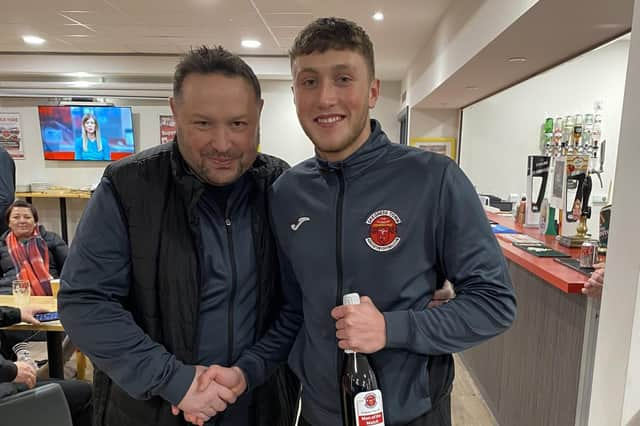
[58,97,114,106]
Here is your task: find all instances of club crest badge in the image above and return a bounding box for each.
[365,210,401,252]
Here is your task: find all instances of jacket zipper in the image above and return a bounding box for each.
[334,168,345,415]
[225,217,237,366]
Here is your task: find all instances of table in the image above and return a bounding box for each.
[0,295,65,379]
[15,191,91,243]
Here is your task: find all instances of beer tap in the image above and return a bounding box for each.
[589,140,606,188]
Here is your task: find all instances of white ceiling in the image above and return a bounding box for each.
[416,0,634,108]
[0,0,453,80]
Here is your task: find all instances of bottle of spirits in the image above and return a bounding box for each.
[552,116,564,158]
[572,114,583,153]
[340,293,385,426]
[582,114,594,154]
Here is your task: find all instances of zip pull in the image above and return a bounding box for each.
[225,218,231,227]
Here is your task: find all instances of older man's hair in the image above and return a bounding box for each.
[173,45,261,101]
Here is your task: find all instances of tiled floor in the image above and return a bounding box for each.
[28,343,497,425]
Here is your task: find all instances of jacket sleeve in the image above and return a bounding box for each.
[384,161,517,355]
[46,229,69,275]
[0,355,17,383]
[0,306,21,327]
[235,191,303,391]
[0,252,17,295]
[0,306,20,382]
[0,149,15,236]
[58,177,195,405]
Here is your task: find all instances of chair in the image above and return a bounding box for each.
[0,383,72,426]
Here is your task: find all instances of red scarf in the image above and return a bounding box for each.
[5,227,52,296]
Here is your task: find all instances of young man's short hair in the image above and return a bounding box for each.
[289,17,375,79]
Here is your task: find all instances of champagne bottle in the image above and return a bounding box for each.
[340,293,385,426]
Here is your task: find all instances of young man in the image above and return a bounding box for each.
[268,17,517,425]
[58,46,298,426]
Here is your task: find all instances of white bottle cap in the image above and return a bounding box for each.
[343,292,360,305]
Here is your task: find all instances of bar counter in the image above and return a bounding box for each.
[459,212,598,426]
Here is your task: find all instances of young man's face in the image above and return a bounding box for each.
[291,49,379,162]
[170,73,262,186]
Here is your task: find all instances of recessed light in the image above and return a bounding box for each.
[508,57,527,63]
[373,12,384,21]
[241,39,261,48]
[22,35,46,45]
[68,81,94,88]
[66,72,94,78]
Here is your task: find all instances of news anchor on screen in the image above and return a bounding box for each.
[75,113,110,161]
[39,105,134,161]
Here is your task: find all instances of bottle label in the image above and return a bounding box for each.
[353,389,385,426]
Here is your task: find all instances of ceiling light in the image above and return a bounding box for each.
[241,39,261,48]
[22,35,46,45]
[373,12,384,21]
[508,57,527,63]
[66,72,94,78]
[68,81,94,88]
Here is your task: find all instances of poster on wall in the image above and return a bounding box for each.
[160,115,176,144]
[409,137,457,161]
[0,112,24,159]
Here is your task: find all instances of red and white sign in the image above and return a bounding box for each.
[0,112,24,159]
[159,115,176,144]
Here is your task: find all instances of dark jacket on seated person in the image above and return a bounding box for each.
[0,225,68,294]
[0,306,28,398]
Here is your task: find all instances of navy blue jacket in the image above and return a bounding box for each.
[268,120,517,425]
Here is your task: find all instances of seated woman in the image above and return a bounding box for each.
[0,199,67,295]
[0,200,70,363]
[0,304,91,426]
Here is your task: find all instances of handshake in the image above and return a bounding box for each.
[171,364,247,425]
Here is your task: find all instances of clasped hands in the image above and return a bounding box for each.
[172,364,247,425]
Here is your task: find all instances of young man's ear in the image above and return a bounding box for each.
[169,96,177,117]
[368,79,381,109]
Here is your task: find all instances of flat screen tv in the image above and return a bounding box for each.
[38,105,134,161]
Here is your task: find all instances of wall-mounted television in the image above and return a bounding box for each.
[38,105,134,161]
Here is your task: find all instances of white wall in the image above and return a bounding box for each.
[459,38,629,231]
[374,80,402,142]
[2,79,402,241]
[409,108,460,140]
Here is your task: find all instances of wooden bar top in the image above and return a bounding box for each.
[487,212,590,294]
[16,190,91,199]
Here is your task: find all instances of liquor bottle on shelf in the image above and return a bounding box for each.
[562,115,575,155]
[552,116,564,158]
[582,114,594,154]
[340,293,385,426]
[592,113,602,156]
[572,114,583,153]
[542,117,553,156]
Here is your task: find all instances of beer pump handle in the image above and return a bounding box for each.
[581,175,592,219]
